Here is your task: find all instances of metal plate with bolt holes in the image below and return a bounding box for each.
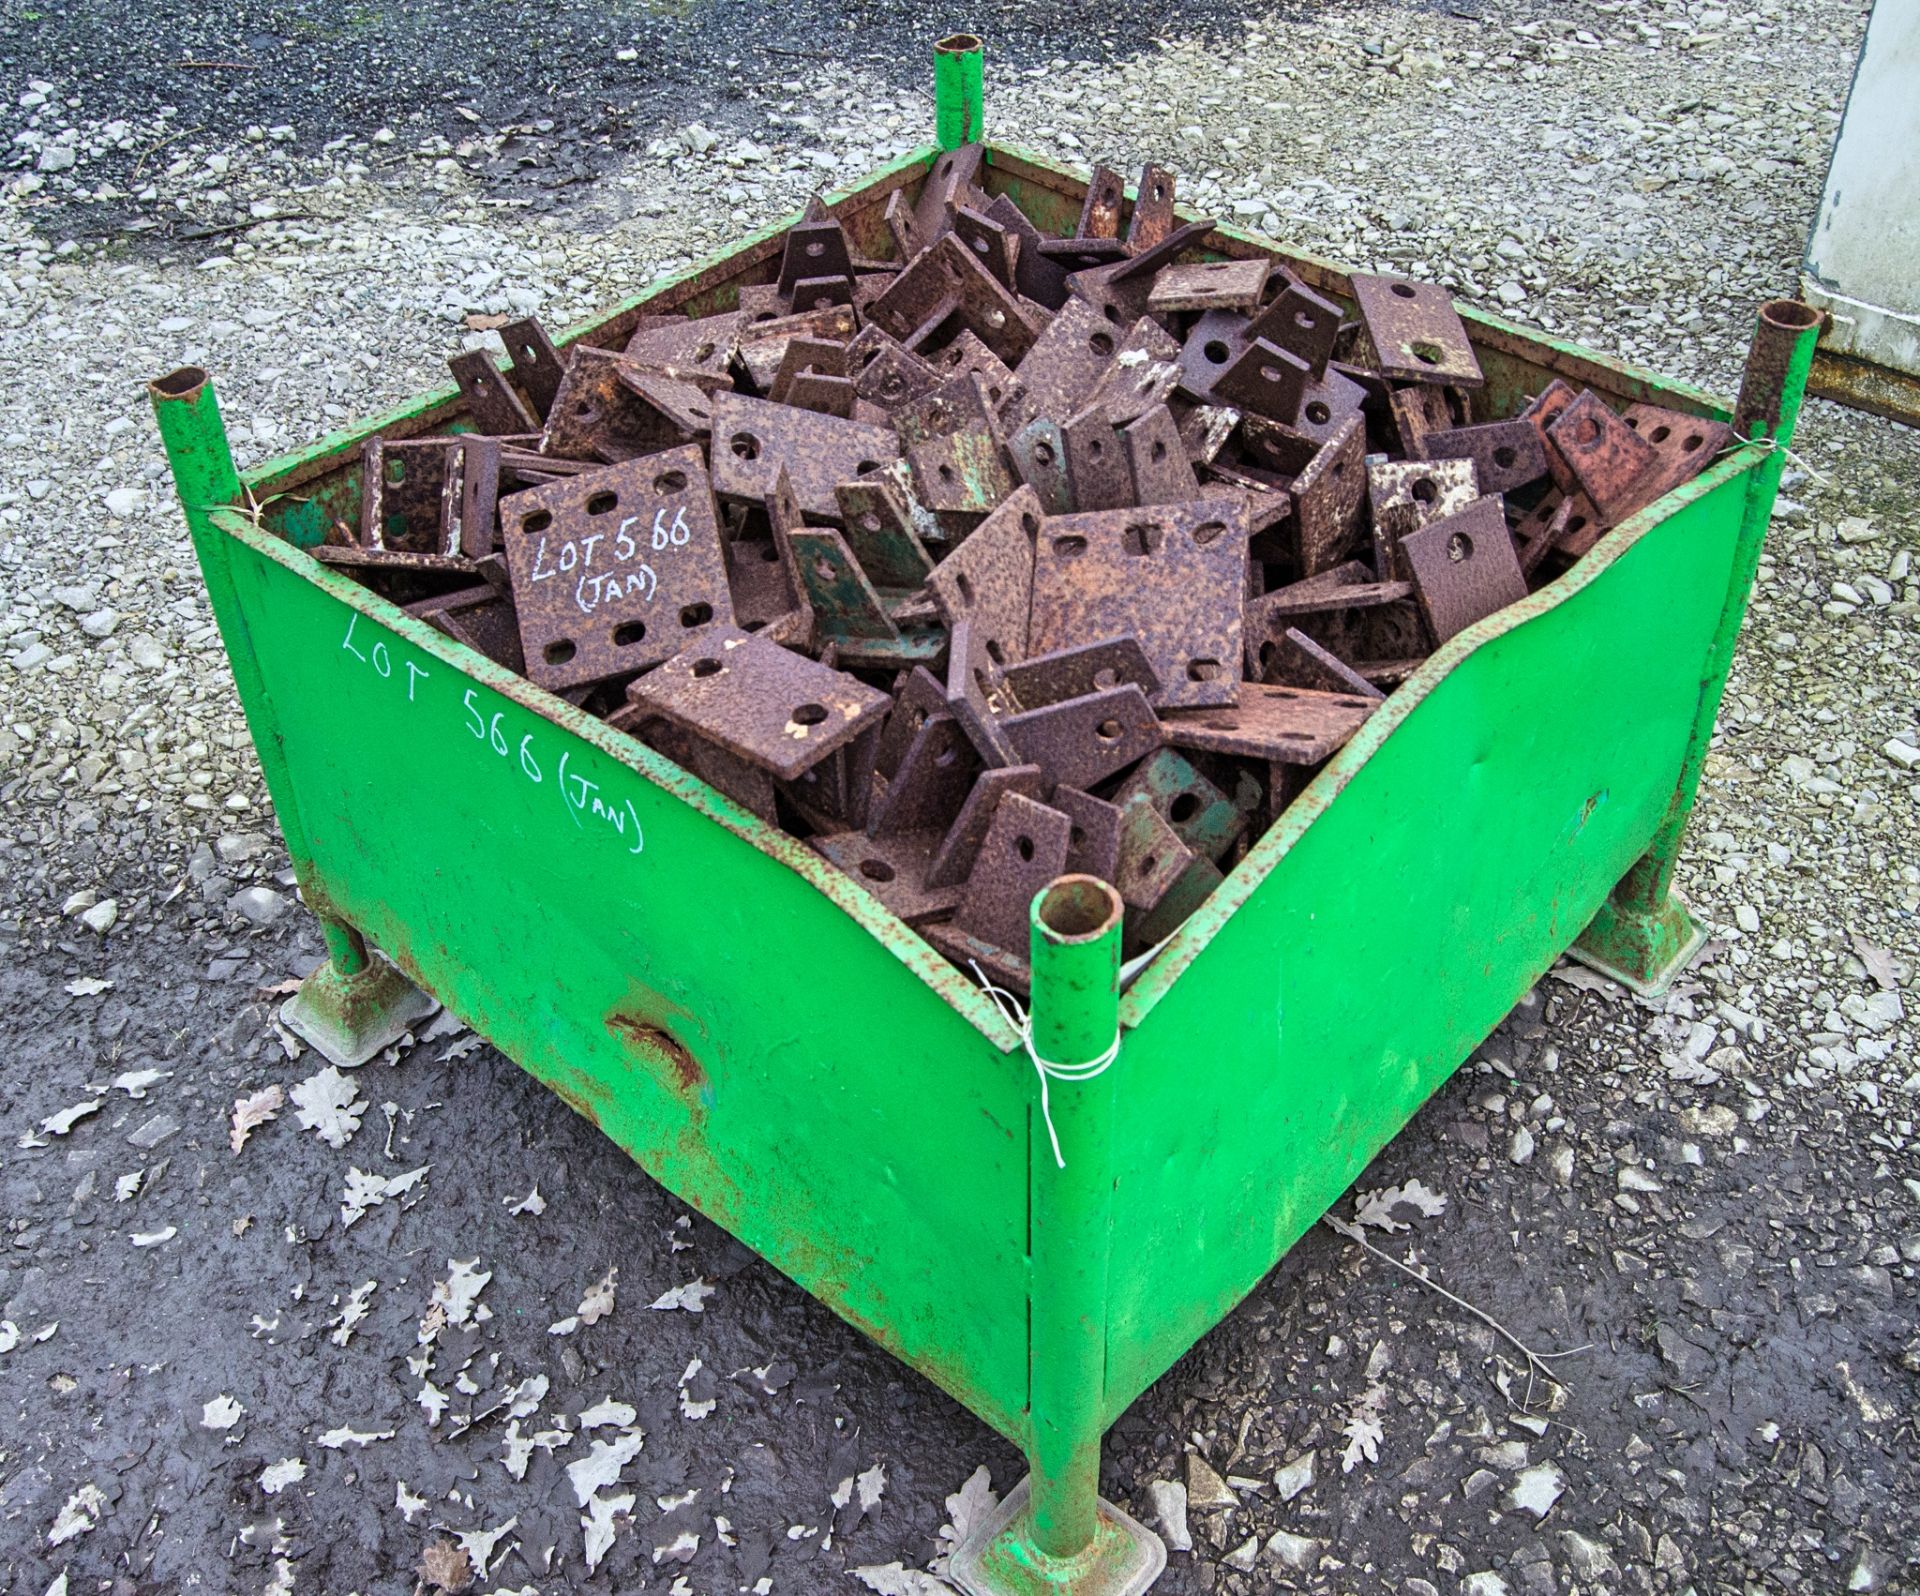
[1030,498,1248,708]
[359,436,461,553]
[778,215,854,297]
[1160,681,1378,764]
[409,584,526,674]
[926,485,1043,666]
[626,625,891,782]
[1147,258,1271,314]
[1008,415,1074,513]
[1390,382,1458,459]
[1076,164,1128,239]
[1547,390,1661,523]
[847,325,941,412]
[1085,316,1185,426]
[1013,297,1124,422]
[1112,747,1248,862]
[500,444,733,690]
[834,476,935,590]
[708,393,899,522]
[1619,403,1734,513]
[812,827,959,926]
[998,636,1160,712]
[1368,456,1481,537]
[623,310,746,383]
[1062,403,1135,513]
[955,792,1072,952]
[1522,377,1581,493]
[1001,682,1164,793]
[925,764,1046,888]
[1214,336,1311,423]
[1400,494,1529,644]
[1422,417,1551,496]
[874,666,952,779]
[1283,363,1370,450]
[789,525,898,643]
[1349,272,1485,388]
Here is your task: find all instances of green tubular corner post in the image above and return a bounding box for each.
[147,368,437,1062]
[1572,299,1823,994]
[951,877,1165,1596]
[934,32,985,149]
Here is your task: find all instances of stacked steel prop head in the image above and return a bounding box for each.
[318,148,1730,992]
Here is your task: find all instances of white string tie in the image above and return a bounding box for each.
[1719,434,1831,486]
[971,962,1120,1171]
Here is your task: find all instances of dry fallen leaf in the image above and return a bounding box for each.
[1340,1382,1387,1473]
[577,1266,618,1324]
[230,1085,285,1154]
[415,1538,474,1594]
[288,1066,366,1149]
[1354,1178,1448,1234]
[649,1278,714,1314]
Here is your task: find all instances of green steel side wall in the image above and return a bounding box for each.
[211,519,1035,1442]
[1099,466,1751,1420]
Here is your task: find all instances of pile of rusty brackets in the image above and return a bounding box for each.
[315,147,1728,991]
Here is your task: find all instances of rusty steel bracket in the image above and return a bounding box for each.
[769,337,849,404]
[1214,337,1311,424]
[1522,378,1580,494]
[1075,164,1127,240]
[1030,499,1247,708]
[1546,391,1660,524]
[1122,405,1202,505]
[867,710,980,838]
[950,204,1020,291]
[736,304,859,392]
[1619,403,1733,511]
[1289,414,1369,576]
[625,310,746,384]
[1112,747,1248,864]
[1367,453,1479,577]
[790,525,898,642]
[926,485,1041,669]
[835,475,936,589]
[847,325,942,413]
[1160,681,1376,764]
[1084,317,1184,426]
[925,764,1046,888]
[1247,277,1343,380]
[1285,365,1370,449]
[901,372,1017,515]
[1348,273,1484,388]
[927,330,1020,414]
[1054,784,1123,881]
[359,436,460,554]
[406,584,525,673]
[1400,495,1528,644]
[1114,796,1193,914]
[541,347,701,463]
[500,443,734,690]
[814,827,962,927]
[983,192,1071,311]
[1125,163,1177,252]
[616,710,780,824]
[1262,626,1383,699]
[867,235,1048,368]
[955,791,1074,956]
[626,625,891,781]
[1061,405,1133,513]
[1389,383,1458,459]
[911,142,987,257]
[449,349,538,435]
[1001,682,1161,793]
[502,318,566,418]
[1128,853,1225,953]
[779,207,855,298]
[1008,416,1074,514]
[1014,297,1125,422]
[710,393,898,521]
[1422,418,1549,496]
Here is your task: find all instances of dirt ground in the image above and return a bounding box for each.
[2,0,1916,1591]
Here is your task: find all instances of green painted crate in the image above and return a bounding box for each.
[152,134,1814,1594]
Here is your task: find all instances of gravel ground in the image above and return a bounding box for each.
[4,0,1918,1591]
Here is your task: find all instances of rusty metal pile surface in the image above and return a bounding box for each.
[317,151,1725,991]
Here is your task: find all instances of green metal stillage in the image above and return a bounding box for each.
[150,45,1817,1594]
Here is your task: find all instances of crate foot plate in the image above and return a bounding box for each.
[949,1477,1167,1596]
[282,953,440,1067]
[1567,888,1707,999]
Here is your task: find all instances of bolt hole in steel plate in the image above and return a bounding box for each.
[1348,271,1485,389]
[498,443,734,690]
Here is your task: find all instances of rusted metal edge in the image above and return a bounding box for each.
[1804,344,1920,431]
[240,145,942,504]
[1115,442,1769,1028]
[204,501,1025,1054]
[979,140,1734,423]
